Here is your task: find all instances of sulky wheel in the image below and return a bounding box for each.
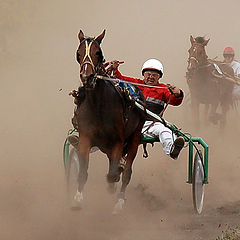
[192,150,205,214]
[66,148,80,202]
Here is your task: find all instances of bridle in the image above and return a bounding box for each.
[78,38,104,88]
[80,40,95,72]
[188,44,200,65]
[187,43,209,71]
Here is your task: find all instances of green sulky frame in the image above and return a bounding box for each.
[63,129,76,172]
[64,124,209,185]
[141,124,209,184]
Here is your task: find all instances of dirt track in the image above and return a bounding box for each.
[1,1,240,239]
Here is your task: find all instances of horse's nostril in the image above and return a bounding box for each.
[80,73,87,80]
[80,73,93,79]
[89,74,95,79]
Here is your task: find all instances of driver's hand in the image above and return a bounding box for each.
[111,60,124,70]
[105,60,124,71]
[166,84,181,97]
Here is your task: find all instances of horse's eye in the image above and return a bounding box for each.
[96,51,103,61]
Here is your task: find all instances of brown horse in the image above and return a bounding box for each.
[71,29,145,213]
[186,35,234,128]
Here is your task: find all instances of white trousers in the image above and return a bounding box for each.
[142,121,176,155]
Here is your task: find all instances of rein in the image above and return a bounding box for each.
[96,75,169,90]
[188,56,199,64]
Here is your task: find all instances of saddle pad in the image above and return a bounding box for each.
[118,82,142,99]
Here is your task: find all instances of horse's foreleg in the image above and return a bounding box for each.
[113,130,141,214]
[209,103,219,125]
[73,138,90,208]
[78,151,90,192]
[112,148,136,215]
[107,142,123,183]
[220,104,228,129]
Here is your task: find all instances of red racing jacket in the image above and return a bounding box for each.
[115,69,184,116]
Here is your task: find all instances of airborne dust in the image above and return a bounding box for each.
[1,1,240,239]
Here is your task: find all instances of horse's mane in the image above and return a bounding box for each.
[195,37,206,44]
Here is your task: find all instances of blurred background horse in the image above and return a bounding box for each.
[186,35,234,129]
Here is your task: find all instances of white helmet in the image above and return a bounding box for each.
[141,58,164,77]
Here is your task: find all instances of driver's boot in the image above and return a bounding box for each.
[170,136,185,160]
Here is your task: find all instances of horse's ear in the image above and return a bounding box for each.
[95,30,106,44]
[190,35,195,45]
[78,30,85,42]
[203,38,210,46]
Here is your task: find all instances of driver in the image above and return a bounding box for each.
[109,59,185,160]
[223,47,240,100]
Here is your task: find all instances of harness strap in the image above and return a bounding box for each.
[142,120,156,135]
[159,88,174,117]
[108,81,130,123]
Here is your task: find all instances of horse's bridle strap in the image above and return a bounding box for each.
[80,40,95,71]
[188,56,199,64]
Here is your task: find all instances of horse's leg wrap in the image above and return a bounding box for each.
[117,191,126,200]
[112,198,125,215]
[119,156,127,172]
[112,192,126,214]
[71,190,83,209]
[74,190,83,202]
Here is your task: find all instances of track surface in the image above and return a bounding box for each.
[1,1,240,239]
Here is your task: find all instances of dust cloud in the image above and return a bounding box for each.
[1,0,240,239]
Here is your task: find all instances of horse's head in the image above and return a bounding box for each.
[76,30,105,88]
[187,35,210,71]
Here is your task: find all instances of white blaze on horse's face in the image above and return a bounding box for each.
[187,45,199,70]
[187,36,209,71]
[78,40,96,76]
[77,39,102,88]
[76,30,105,88]
[187,44,207,70]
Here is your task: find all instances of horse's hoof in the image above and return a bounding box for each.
[107,182,117,194]
[70,191,83,210]
[107,174,120,183]
[112,198,125,215]
[70,199,83,210]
